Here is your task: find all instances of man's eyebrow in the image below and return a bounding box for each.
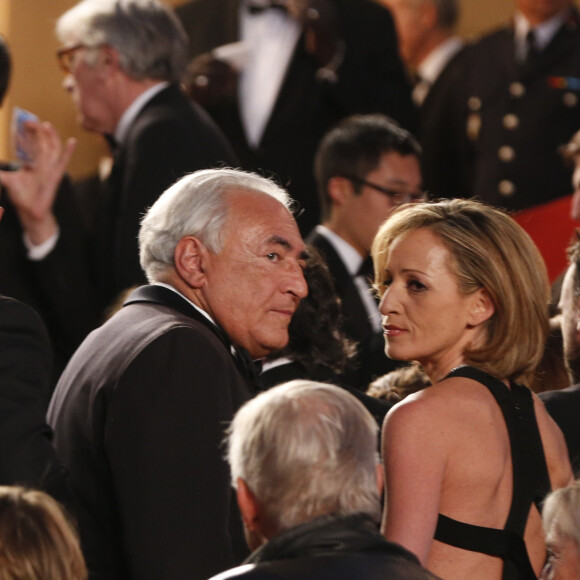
[267,235,309,260]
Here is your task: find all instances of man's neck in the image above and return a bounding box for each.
[321,220,366,259]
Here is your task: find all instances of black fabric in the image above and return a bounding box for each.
[48,285,252,579]
[209,513,441,580]
[540,383,580,472]
[434,366,550,580]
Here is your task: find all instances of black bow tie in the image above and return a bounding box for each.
[246,0,287,14]
[356,255,374,280]
[235,346,263,386]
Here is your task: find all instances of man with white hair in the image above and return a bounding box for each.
[210,380,439,580]
[48,168,308,580]
[1,0,236,362]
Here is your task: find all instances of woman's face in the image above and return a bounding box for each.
[542,533,580,579]
[378,228,486,377]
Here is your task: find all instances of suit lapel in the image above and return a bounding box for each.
[124,285,261,386]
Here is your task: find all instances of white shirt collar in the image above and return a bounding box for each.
[416,37,464,85]
[514,9,568,60]
[114,81,169,145]
[153,282,217,326]
[315,225,363,277]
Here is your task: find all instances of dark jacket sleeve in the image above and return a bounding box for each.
[0,296,69,501]
[105,327,247,579]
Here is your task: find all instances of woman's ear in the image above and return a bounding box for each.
[173,235,208,288]
[467,288,495,328]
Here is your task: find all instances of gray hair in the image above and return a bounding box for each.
[543,480,580,548]
[56,0,188,82]
[227,380,381,534]
[139,168,293,283]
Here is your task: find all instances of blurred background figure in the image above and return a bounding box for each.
[260,247,392,425]
[541,232,580,473]
[309,113,423,389]
[541,480,580,579]
[0,486,86,580]
[209,380,439,580]
[438,0,580,210]
[374,199,572,578]
[176,0,416,235]
[381,0,466,200]
[1,0,236,373]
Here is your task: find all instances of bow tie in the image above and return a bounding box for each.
[246,0,287,14]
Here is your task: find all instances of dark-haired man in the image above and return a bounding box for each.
[308,114,424,388]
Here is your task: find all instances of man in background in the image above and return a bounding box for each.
[176,0,416,235]
[441,0,580,208]
[209,380,438,580]
[308,114,423,388]
[384,0,466,198]
[1,0,236,362]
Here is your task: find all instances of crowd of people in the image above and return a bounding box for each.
[1,0,580,578]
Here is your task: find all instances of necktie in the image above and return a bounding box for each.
[525,28,540,66]
[246,0,287,14]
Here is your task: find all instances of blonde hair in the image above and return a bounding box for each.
[371,199,550,384]
[0,487,87,580]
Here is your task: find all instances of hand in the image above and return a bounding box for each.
[182,53,238,107]
[0,120,76,245]
[285,0,339,67]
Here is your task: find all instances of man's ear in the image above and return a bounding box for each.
[99,44,120,70]
[467,288,495,328]
[236,478,261,533]
[327,176,355,207]
[173,236,208,288]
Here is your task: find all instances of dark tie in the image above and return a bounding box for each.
[525,29,540,65]
[246,0,287,14]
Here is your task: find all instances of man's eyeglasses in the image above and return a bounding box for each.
[56,43,94,73]
[341,174,427,205]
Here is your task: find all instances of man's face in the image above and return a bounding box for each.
[516,0,571,25]
[559,261,580,381]
[339,151,423,257]
[202,191,308,359]
[60,43,116,134]
[384,0,430,67]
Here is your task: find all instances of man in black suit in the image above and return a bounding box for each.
[541,232,580,473]
[47,168,308,580]
[176,0,416,235]
[308,114,423,389]
[384,0,467,199]
[438,0,580,208]
[1,0,236,359]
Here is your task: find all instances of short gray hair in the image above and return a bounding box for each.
[227,380,381,534]
[543,480,580,548]
[56,0,188,82]
[139,168,293,282]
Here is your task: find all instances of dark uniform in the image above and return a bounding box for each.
[441,9,580,211]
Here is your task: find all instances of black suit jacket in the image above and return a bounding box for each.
[176,0,416,235]
[540,383,580,473]
[47,285,253,580]
[0,295,67,500]
[307,231,399,389]
[439,9,580,209]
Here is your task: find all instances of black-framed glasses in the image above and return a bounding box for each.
[341,174,427,205]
